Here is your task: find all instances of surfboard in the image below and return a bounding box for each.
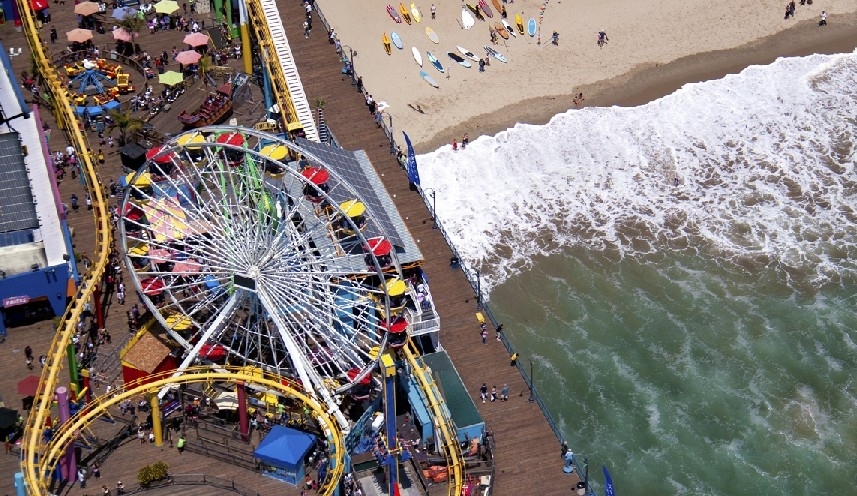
[491,0,502,14]
[410,2,421,22]
[412,47,423,66]
[447,51,472,68]
[494,22,509,39]
[426,51,444,73]
[483,45,507,63]
[502,19,516,37]
[400,3,411,24]
[391,32,403,49]
[419,70,439,88]
[478,0,493,18]
[515,14,525,35]
[425,26,439,44]
[527,17,537,37]
[456,45,480,62]
[383,33,391,55]
[387,4,402,23]
[461,5,475,29]
[467,3,484,21]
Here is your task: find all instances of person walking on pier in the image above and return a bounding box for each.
[479,383,488,403]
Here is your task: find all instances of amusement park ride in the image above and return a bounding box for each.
[11,0,465,493]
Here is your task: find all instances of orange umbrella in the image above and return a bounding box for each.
[66,28,94,43]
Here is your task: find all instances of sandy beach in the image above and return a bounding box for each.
[314,0,857,152]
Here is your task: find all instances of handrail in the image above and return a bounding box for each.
[14,0,115,493]
[403,344,464,496]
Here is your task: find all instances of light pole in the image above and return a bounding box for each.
[423,188,437,229]
[388,113,395,154]
[474,268,482,310]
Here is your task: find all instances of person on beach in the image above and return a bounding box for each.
[819,11,827,26]
[597,30,608,47]
[479,58,485,72]
[462,133,469,148]
[452,139,458,151]
[430,3,436,19]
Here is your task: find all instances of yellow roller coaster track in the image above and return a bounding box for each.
[404,344,464,496]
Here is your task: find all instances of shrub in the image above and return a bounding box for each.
[137,461,169,486]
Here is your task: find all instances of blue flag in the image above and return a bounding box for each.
[602,465,616,496]
[403,131,420,186]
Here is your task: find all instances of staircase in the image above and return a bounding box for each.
[248,0,319,142]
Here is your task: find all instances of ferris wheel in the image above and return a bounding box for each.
[118,127,408,428]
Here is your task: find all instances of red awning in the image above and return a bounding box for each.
[301,167,330,186]
[384,316,408,334]
[365,237,392,257]
[199,343,227,360]
[346,367,372,385]
[146,146,176,165]
[216,132,245,147]
[140,277,165,295]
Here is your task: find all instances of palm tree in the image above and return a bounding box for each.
[314,97,328,143]
[106,109,144,146]
[116,15,146,40]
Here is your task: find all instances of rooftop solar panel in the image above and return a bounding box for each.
[296,139,422,264]
[0,132,39,234]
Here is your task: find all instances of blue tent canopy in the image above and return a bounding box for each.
[254,425,316,469]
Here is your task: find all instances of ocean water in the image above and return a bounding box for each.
[416,51,857,495]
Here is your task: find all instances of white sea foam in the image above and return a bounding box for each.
[418,51,857,292]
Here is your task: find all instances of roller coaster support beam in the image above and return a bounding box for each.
[94,285,104,329]
[66,342,80,388]
[57,386,77,483]
[213,0,223,23]
[80,369,93,403]
[237,382,250,441]
[239,0,252,75]
[149,393,163,447]
[380,353,401,496]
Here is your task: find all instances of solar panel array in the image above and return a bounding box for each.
[296,139,422,264]
[0,132,39,236]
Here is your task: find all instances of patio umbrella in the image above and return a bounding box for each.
[112,28,133,42]
[174,50,202,65]
[17,376,41,397]
[111,6,137,19]
[74,1,100,16]
[183,32,210,47]
[158,71,184,86]
[154,0,179,15]
[66,28,94,43]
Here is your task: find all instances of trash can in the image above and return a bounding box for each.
[110,50,118,60]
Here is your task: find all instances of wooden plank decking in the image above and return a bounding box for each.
[273,2,574,494]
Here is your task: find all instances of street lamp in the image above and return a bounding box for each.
[423,188,437,229]
[474,268,482,310]
[388,113,396,154]
[528,360,535,403]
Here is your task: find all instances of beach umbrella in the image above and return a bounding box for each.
[112,27,133,42]
[66,28,93,43]
[183,32,210,47]
[111,6,136,19]
[158,70,184,86]
[154,0,179,15]
[74,1,100,16]
[17,376,41,397]
[174,50,202,65]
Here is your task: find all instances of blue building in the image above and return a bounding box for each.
[0,44,79,338]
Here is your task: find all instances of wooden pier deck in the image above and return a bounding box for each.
[273,2,573,494]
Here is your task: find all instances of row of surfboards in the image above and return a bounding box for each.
[387,2,423,24]
[462,5,537,38]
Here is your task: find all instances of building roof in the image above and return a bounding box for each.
[296,138,423,265]
[0,42,70,274]
[122,330,175,373]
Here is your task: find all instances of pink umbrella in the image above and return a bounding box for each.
[112,28,133,42]
[183,32,210,47]
[174,50,202,65]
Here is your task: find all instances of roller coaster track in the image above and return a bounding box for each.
[404,344,464,496]
[243,0,320,142]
